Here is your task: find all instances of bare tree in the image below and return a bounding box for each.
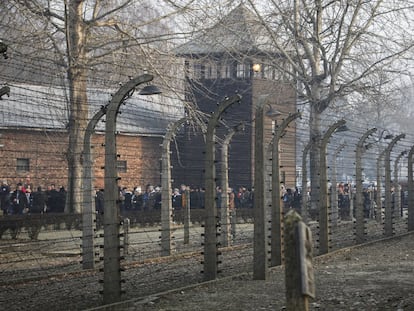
[0,0,193,213]
[176,0,414,209]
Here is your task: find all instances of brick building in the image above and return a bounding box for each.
[0,84,183,191]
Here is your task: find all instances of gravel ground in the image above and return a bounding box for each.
[1,231,413,310]
[131,232,414,311]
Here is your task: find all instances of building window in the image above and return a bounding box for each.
[205,62,218,79]
[185,60,202,79]
[193,62,202,79]
[236,63,251,78]
[221,63,232,79]
[184,60,192,79]
[17,158,30,172]
[117,160,127,173]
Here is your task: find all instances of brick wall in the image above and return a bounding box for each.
[0,129,163,191]
[92,133,163,190]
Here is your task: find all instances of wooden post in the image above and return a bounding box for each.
[284,210,315,311]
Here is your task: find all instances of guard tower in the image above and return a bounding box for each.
[173,4,298,192]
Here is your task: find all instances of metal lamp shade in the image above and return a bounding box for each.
[139,85,162,95]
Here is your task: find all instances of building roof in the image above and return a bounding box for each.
[0,83,184,136]
[175,4,273,56]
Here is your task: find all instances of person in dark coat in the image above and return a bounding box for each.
[10,183,29,214]
[31,186,46,214]
[55,186,66,213]
[0,180,11,215]
[46,184,59,213]
[28,186,46,239]
[132,187,143,210]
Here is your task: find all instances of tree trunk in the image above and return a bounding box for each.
[65,0,88,214]
[309,103,321,221]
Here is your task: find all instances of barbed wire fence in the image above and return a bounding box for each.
[0,29,413,310]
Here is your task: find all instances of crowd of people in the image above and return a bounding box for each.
[94,184,261,215]
[0,176,308,218]
[0,176,66,216]
[98,183,306,217]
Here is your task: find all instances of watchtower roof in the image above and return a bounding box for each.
[175,4,273,56]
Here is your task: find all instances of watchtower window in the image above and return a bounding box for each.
[193,63,202,79]
[205,62,218,79]
[221,63,232,79]
[236,63,251,78]
[185,60,202,79]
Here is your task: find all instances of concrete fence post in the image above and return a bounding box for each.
[284,210,315,311]
[160,117,187,255]
[384,134,405,237]
[184,189,191,245]
[408,146,414,231]
[270,112,301,267]
[355,128,377,244]
[123,218,130,256]
[319,120,346,255]
[203,94,242,281]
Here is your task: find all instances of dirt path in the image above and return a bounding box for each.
[133,233,414,311]
[1,232,413,310]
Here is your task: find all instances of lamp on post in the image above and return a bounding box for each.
[220,122,245,248]
[384,133,405,237]
[160,117,187,256]
[319,119,347,255]
[269,110,301,267]
[355,128,377,244]
[103,74,160,304]
[203,94,242,281]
